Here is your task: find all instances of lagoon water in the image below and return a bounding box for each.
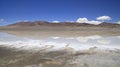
[0,32,120,51]
[0,32,120,67]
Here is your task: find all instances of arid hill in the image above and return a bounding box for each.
[8,21,95,27]
[7,21,120,28]
[98,22,120,27]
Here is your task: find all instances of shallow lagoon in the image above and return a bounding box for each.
[0,32,120,51]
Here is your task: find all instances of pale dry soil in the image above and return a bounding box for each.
[0,46,120,67]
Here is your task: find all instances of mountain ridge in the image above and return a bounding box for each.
[7,21,120,28]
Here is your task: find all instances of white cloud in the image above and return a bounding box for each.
[87,20,102,25]
[117,36,120,39]
[116,21,120,24]
[76,17,88,23]
[52,21,60,23]
[51,37,60,39]
[96,16,111,21]
[0,19,4,23]
[87,35,102,39]
[76,18,102,25]
[76,37,88,42]
[76,35,102,42]
[97,39,110,44]
[65,21,74,23]
[16,20,29,22]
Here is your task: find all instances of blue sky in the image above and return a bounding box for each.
[0,0,120,25]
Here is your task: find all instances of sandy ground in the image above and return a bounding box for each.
[0,26,120,67]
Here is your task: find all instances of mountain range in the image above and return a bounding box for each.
[7,21,120,28]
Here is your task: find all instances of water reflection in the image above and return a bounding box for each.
[0,32,120,67]
[0,32,120,51]
[0,32,27,42]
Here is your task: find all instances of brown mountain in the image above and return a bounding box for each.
[98,22,120,27]
[8,21,96,27]
[7,21,120,28]
[8,21,49,26]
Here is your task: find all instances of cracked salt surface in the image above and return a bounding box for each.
[0,32,120,51]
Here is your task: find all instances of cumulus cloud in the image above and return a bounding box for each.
[76,17,88,23]
[96,16,111,21]
[97,39,110,44]
[116,21,120,24]
[76,35,102,42]
[52,21,60,23]
[76,18,102,25]
[0,19,4,23]
[65,21,74,23]
[87,35,102,39]
[51,37,60,39]
[87,20,102,25]
[16,20,30,22]
[117,36,120,39]
[76,37,88,42]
